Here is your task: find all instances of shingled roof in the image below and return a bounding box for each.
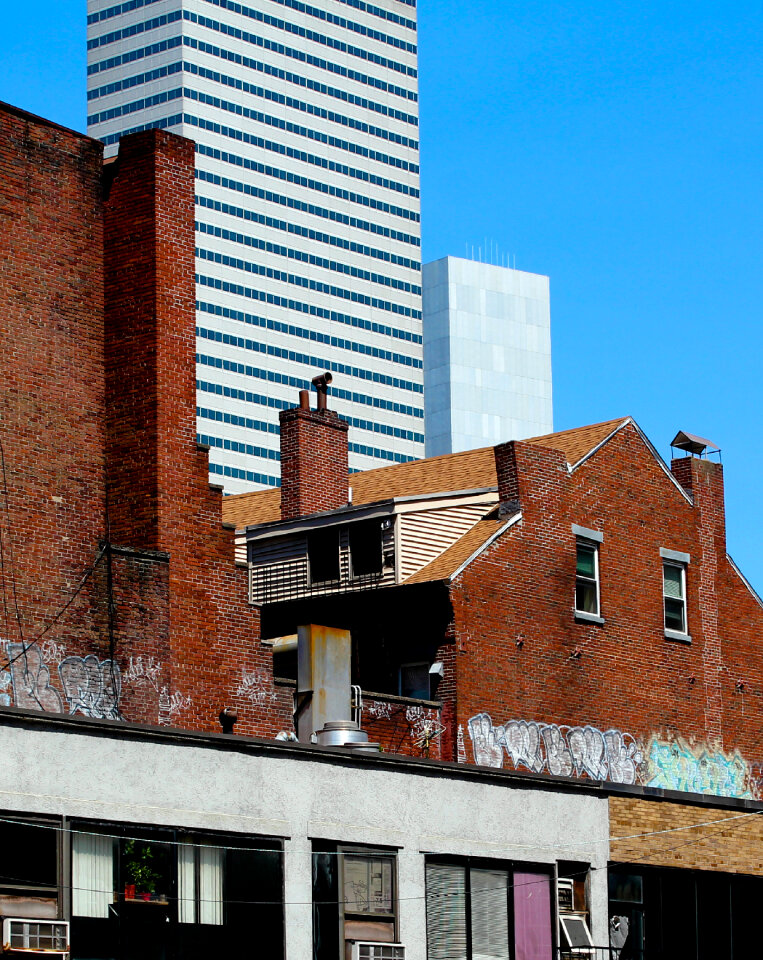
[222,417,630,531]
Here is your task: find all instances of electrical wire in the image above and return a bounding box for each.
[0,545,107,673]
[0,808,760,909]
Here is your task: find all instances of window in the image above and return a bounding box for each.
[69,824,284,960]
[575,541,600,617]
[663,562,687,634]
[0,818,59,921]
[349,519,384,577]
[308,528,341,584]
[313,844,397,959]
[399,662,430,700]
[425,859,553,960]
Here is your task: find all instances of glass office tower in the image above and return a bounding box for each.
[87,0,423,491]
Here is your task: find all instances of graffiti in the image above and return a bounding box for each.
[7,643,65,713]
[364,700,394,720]
[5,643,121,719]
[40,638,67,665]
[234,669,276,706]
[59,655,122,720]
[467,713,642,785]
[456,724,467,764]
[124,656,163,691]
[158,687,191,724]
[644,737,756,799]
[0,665,11,707]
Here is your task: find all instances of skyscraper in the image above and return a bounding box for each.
[87,0,424,491]
[423,256,553,457]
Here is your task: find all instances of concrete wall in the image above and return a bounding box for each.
[423,257,553,457]
[0,716,611,955]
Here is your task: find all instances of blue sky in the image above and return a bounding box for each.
[2,0,762,590]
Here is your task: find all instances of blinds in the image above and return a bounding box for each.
[470,868,509,960]
[177,845,224,925]
[177,844,196,924]
[198,846,223,926]
[426,862,467,960]
[72,833,114,919]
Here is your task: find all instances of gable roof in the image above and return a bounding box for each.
[222,417,631,531]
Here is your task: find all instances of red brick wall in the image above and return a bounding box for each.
[102,129,289,737]
[450,424,763,798]
[279,406,349,520]
[0,106,293,739]
[0,106,111,699]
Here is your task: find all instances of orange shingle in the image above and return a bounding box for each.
[221,417,630,531]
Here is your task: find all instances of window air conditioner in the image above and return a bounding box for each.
[350,943,405,960]
[2,919,70,956]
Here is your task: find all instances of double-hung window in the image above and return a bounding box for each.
[663,562,687,635]
[660,548,690,640]
[572,526,603,621]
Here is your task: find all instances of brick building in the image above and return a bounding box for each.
[1,101,762,960]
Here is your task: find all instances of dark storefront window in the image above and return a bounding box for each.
[70,822,284,960]
[608,864,762,959]
[0,817,60,919]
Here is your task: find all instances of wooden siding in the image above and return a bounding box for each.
[398,504,489,581]
[248,522,397,605]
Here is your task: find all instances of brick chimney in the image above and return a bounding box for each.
[671,454,726,746]
[494,440,568,520]
[279,382,349,520]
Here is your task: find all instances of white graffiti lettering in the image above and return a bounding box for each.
[59,655,122,720]
[467,713,642,785]
[234,669,276,705]
[8,643,65,713]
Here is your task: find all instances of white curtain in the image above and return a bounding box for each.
[177,844,196,924]
[72,833,114,919]
[198,846,223,926]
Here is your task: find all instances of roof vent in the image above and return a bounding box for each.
[670,430,721,460]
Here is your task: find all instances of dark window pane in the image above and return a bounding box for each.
[349,520,383,577]
[576,544,596,578]
[313,848,340,960]
[0,821,57,889]
[308,529,340,583]
[665,597,686,632]
[663,564,684,599]
[698,873,730,960]
[576,580,598,614]
[400,663,430,700]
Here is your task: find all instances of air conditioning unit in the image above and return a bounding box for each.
[2,919,69,957]
[350,943,405,960]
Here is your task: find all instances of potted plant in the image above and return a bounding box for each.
[123,840,162,901]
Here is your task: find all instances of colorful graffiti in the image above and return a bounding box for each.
[467,712,762,799]
[644,737,756,799]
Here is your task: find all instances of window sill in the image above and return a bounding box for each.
[665,629,692,644]
[574,611,605,625]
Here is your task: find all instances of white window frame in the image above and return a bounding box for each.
[662,559,689,640]
[574,539,601,621]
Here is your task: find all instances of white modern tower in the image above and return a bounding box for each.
[423,256,553,457]
[87,0,423,491]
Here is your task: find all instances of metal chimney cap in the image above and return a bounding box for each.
[671,430,719,456]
